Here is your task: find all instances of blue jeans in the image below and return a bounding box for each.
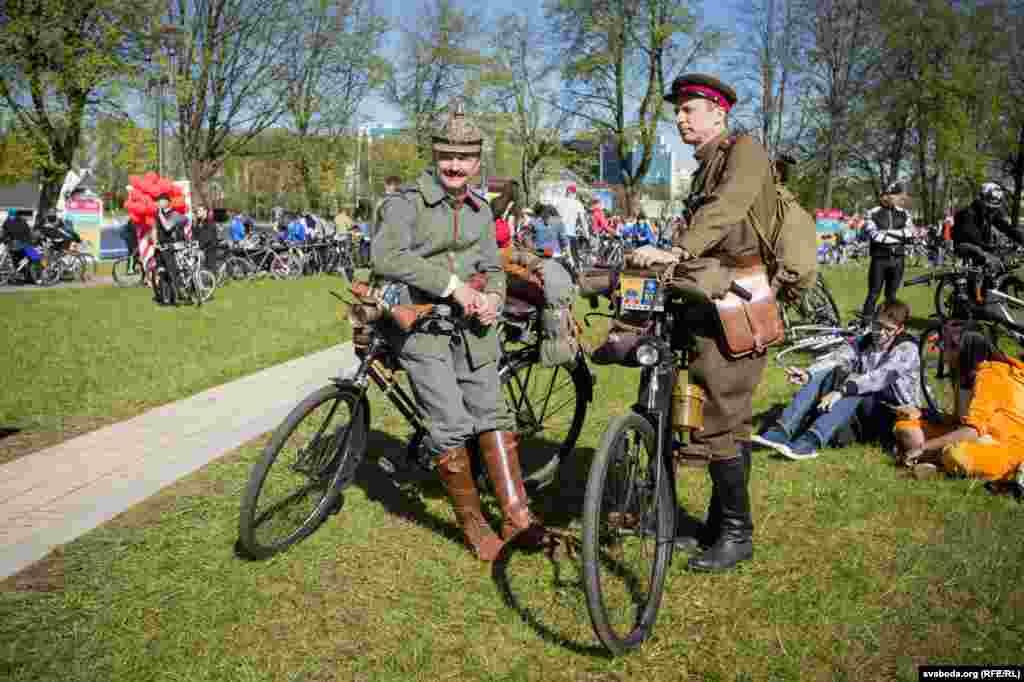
[776,368,876,447]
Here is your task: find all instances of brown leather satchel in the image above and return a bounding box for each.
[713,266,784,359]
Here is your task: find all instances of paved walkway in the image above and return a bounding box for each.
[0,275,115,294]
[0,342,357,579]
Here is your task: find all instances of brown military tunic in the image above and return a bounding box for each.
[674,131,775,461]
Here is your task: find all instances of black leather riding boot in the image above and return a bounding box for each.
[688,453,753,572]
[674,487,719,552]
[676,441,750,552]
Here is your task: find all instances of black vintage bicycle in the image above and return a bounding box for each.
[906,257,1024,414]
[779,272,841,340]
[237,295,593,560]
[580,267,722,656]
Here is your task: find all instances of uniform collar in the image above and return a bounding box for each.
[694,130,730,163]
[417,171,483,211]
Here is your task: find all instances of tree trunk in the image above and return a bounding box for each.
[35,175,63,229]
[298,154,322,212]
[1012,121,1024,228]
[520,149,532,208]
[822,134,836,210]
[189,159,220,211]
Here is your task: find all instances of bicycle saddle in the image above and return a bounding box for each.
[504,296,536,320]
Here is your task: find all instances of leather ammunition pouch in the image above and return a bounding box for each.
[712,263,784,359]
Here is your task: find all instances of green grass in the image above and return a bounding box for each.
[1,262,1022,681]
[0,275,349,454]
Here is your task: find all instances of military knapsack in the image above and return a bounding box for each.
[714,136,818,295]
[751,183,818,294]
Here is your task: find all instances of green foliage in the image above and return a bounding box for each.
[0,0,154,208]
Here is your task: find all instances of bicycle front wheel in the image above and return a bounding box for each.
[238,383,370,559]
[582,412,673,656]
[500,347,590,489]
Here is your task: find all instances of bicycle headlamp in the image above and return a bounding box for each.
[636,343,660,367]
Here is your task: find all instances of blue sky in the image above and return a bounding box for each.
[360,0,743,174]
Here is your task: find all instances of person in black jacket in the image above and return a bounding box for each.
[860,182,915,322]
[193,206,220,274]
[154,195,187,304]
[2,208,33,255]
[39,209,80,251]
[952,182,1024,268]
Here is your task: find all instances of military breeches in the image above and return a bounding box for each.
[680,304,768,461]
[399,334,513,455]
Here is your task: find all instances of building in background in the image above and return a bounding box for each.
[600,136,674,196]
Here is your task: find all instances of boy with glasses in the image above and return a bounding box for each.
[754,300,921,459]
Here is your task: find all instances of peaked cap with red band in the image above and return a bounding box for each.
[664,73,738,111]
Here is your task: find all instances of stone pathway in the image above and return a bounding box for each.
[0,275,115,293]
[0,342,356,579]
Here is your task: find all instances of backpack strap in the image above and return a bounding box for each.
[709,135,782,273]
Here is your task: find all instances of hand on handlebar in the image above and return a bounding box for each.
[475,293,501,326]
[451,282,484,312]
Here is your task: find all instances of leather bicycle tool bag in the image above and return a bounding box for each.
[591,316,653,366]
[710,260,784,359]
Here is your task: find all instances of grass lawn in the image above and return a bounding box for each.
[1,262,1022,681]
[0,275,349,461]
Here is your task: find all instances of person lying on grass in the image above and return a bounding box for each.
[893,327,1024,483]
[753,300,922,459]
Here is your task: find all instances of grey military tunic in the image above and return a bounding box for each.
[372,170,513,453]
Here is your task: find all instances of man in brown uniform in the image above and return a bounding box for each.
[648,74,776,572]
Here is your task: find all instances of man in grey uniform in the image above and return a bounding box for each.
[371,104,547,561]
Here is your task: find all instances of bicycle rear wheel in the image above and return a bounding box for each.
[37,259,60,286]
[782,280,840,338]
[195,268,216,302]
[238,383,370,559]
[582,412,673,656]
[499,344,590,489]
[919,324,956,415]
[934,277,957,321]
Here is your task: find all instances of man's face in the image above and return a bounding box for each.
[434,150,481,193]
[880,193,895,208]
[674,98,724,147]
[157,197,170,211]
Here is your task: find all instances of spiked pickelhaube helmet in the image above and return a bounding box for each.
[432,100,483,154]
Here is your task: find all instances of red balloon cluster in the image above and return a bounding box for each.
[124,172,187,228]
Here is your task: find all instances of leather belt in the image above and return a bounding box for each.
[726,254,763,269]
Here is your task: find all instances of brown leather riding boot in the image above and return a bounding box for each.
[436,446,504,561]
[479,431,547,546]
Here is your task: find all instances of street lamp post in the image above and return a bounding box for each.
[148,76,169,176]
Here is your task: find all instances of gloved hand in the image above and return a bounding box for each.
[630,245,680,269]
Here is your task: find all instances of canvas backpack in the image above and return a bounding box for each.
[714,136,818,295]
[752,183,818,294]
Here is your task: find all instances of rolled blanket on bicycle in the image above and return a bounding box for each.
[539,260,580,368]
[348,280,433,332]
[578,267,613,298]
[663,258,731,302]
[502,247,546,306]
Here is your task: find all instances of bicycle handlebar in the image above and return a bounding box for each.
[904,273,934,287]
